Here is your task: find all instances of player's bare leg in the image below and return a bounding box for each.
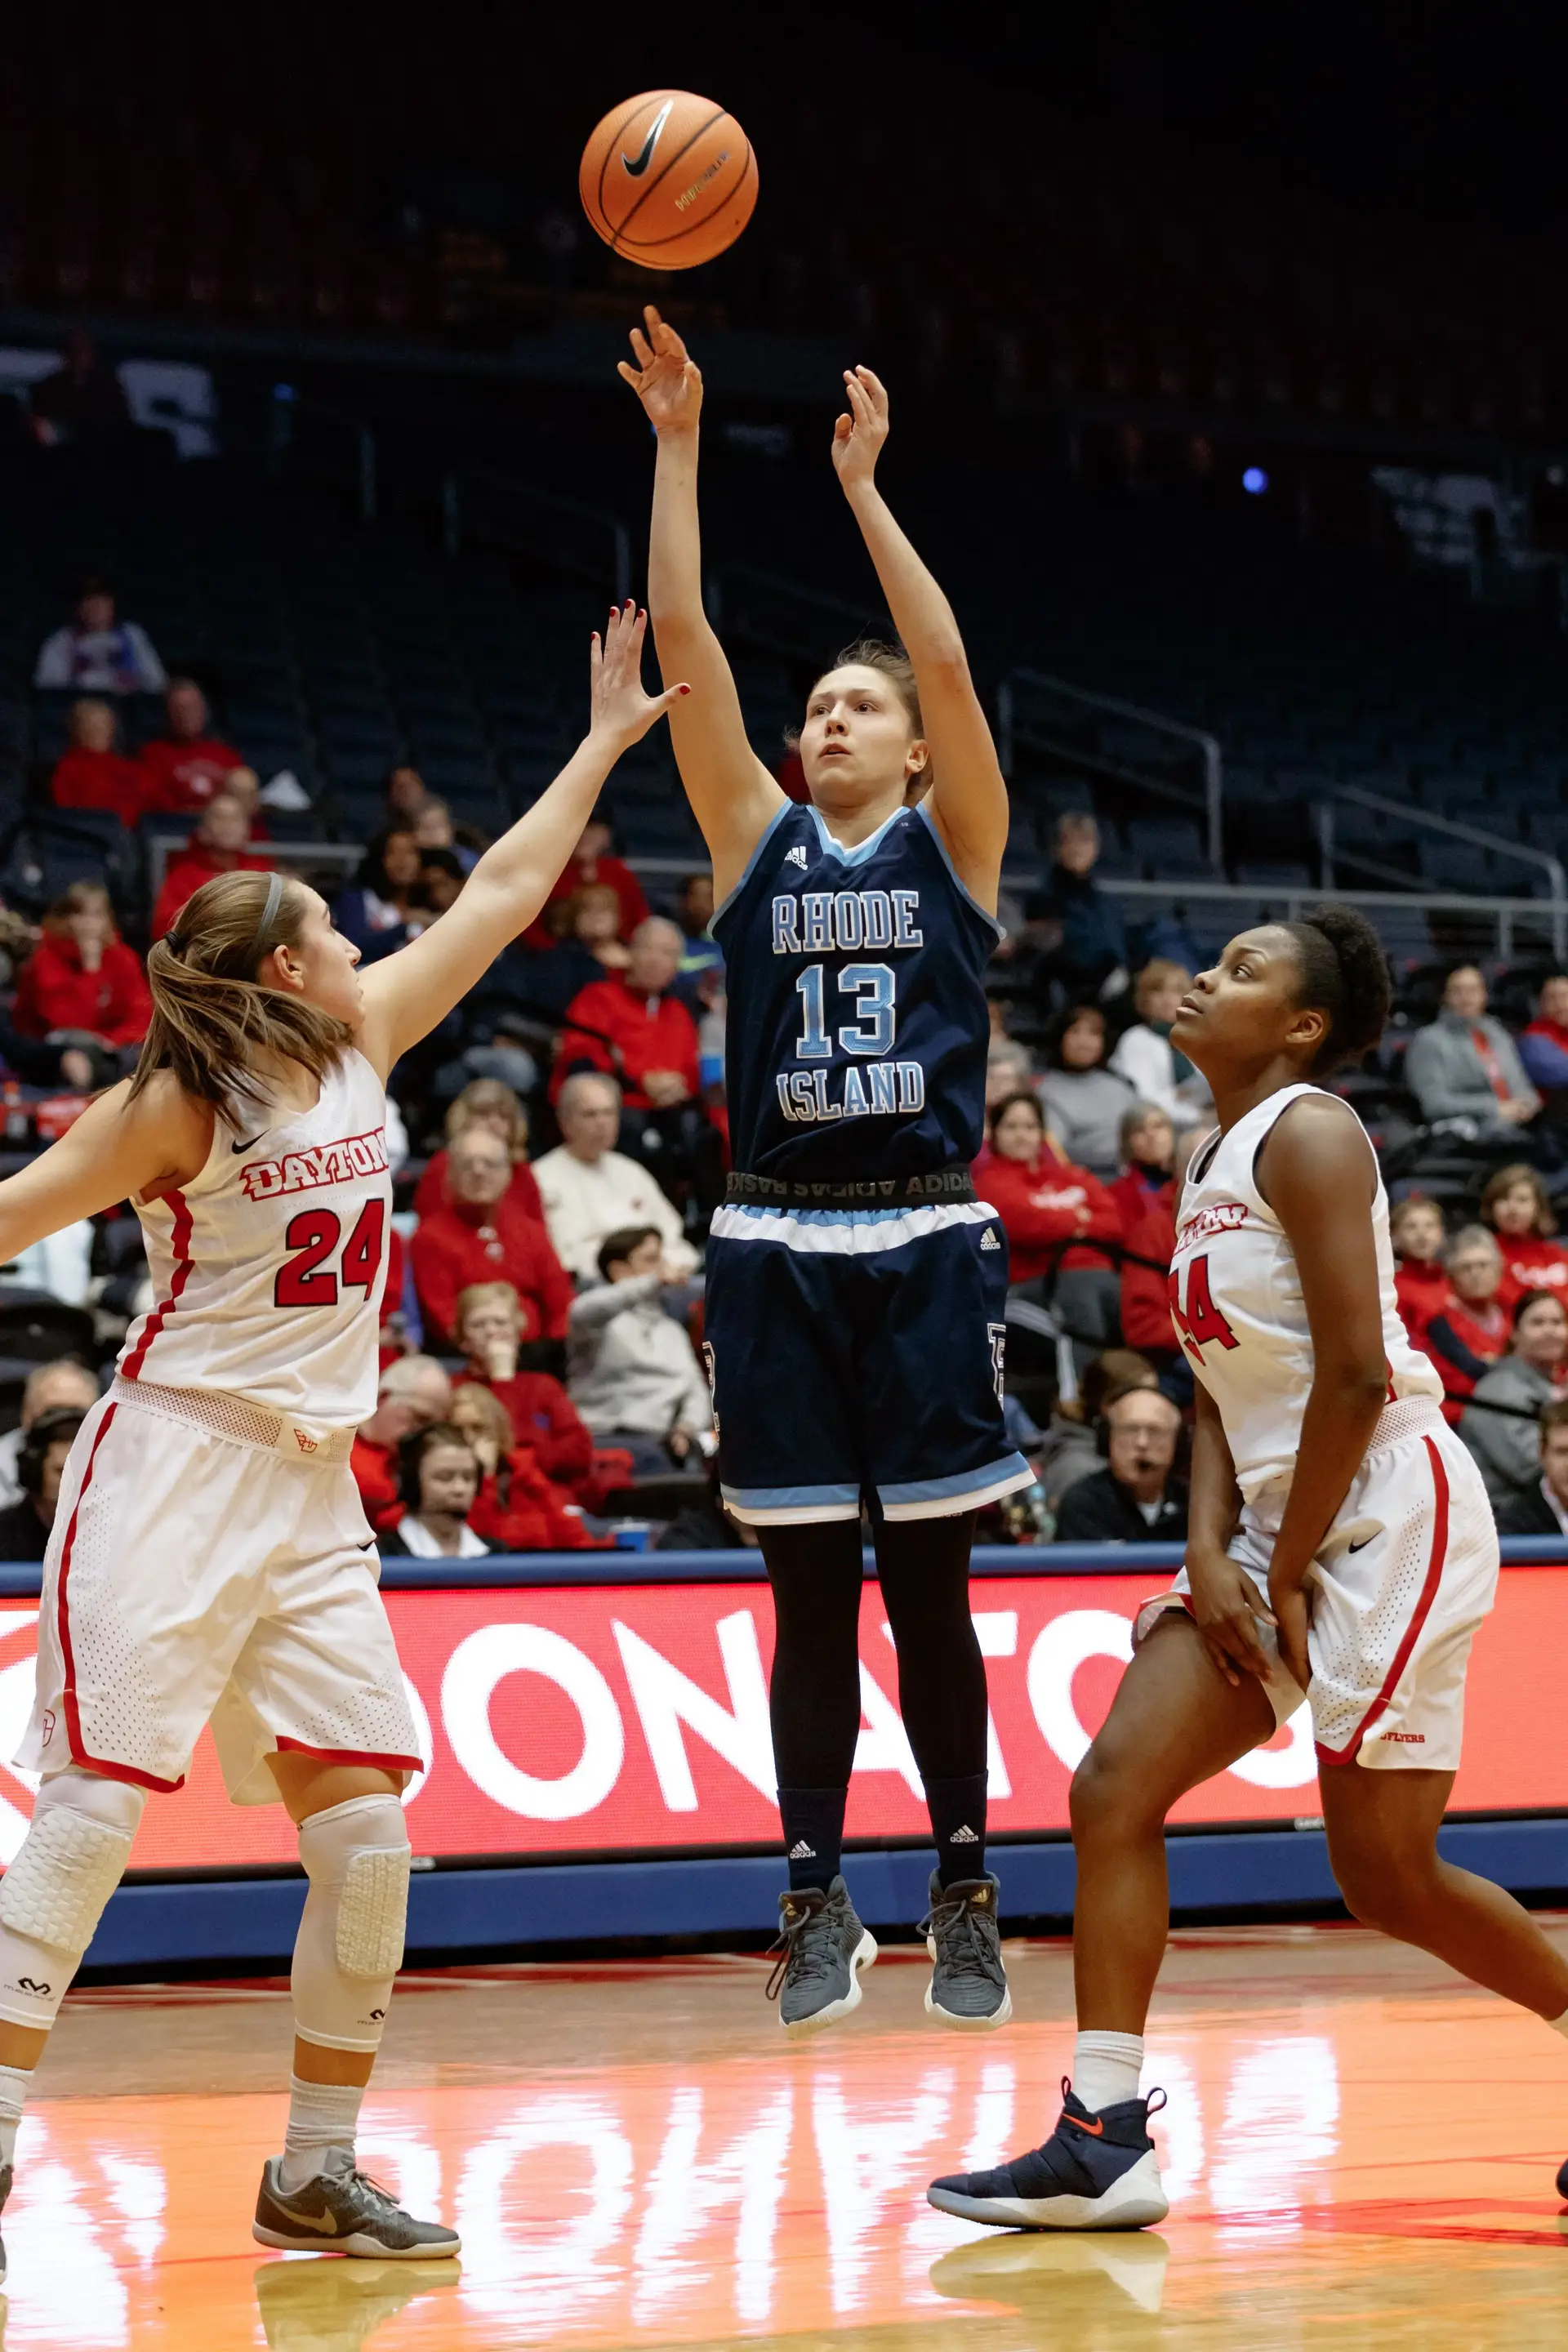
[929,1613,1273,2230]
[253,1752,459,2260]
[1320,1763,1568,2016]
[1068,1612,1276,2029]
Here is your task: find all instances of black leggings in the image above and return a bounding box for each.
[759,1511,987,1789]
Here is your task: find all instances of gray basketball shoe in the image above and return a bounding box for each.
[922,1870,1013,2029]
[253,2151,461,2259]
[765,1876,878,2035]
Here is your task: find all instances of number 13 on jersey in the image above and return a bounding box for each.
[1167,1252,1238,1361]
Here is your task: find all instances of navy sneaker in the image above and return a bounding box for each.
[921,1871,1012,2029]
[928,2081,1168,2230]
[765,1878,877,2035]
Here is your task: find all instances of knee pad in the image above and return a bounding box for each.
[292,1793,411,2055]
[0,1766,145,2032]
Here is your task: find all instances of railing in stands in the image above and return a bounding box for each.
[1090,875,1566,966]
[996,669,1225,875]
[1316,786,1568,960]
[704,564,880,655]
[443,469,632,605]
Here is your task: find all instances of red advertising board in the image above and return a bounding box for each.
[0,1566,1560,1873]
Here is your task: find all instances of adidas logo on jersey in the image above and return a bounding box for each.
[784,844,808,869]
[949,1824,979,1843]
[788,1839,817,1860]
[980,1227,1001,1250]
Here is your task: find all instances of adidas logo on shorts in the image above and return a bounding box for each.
[784,844,808,870]
[788,1839,817,1860]
[980,1228,1000,1250]
[949,1824,979,1843]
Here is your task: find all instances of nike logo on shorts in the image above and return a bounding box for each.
[1347,1535,1376,1553]
[622,100,674,178]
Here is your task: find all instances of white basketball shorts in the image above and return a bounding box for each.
[18,1380,423,1804]
[1139,1397,1499,1771]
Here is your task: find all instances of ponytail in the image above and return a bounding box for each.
[129,869,353,1120]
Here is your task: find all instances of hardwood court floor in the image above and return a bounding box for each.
[3,1917,1568,2350]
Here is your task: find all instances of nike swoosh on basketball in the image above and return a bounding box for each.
[622,100,674,177]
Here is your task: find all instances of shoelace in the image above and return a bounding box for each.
[919,1889,1006,1986]
[764,1904,839,2003]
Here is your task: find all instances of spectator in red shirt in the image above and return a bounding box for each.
[448,1383,590,1550]
[1390,1196,1450,1342]
[553,918,700,1111]
[415,1078,546,1225]
[151,794,274,939]
[1107,1101,1175,1234]
[12,882,151,1076]
[1479,1161,1568,1307]
[530,814,649,947]
[1423,1225,1509,1420]
[350,1356,452,1534]
[137,678,243,815]
[49,698,147,825]
[975,1089,1124,1373]
[412,1126,573,1351]
[451,1279,595,1491]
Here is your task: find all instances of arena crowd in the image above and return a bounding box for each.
[5,675,1568,1556]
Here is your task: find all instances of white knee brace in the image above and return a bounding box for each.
[292,1794,411,2055]
[0,1766,145,2031]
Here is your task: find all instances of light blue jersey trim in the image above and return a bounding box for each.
[711,796,795,927]
[877,1453,1032,1508]
[724,1479,860,1508]
[807,802,908,868]
[914,800,1005,940]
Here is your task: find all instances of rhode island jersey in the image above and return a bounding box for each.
[1170,1082,1441,1505]
[711,798,1000,1183]
[119,1047,392,1426]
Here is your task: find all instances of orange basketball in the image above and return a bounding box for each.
[579,90,757,271]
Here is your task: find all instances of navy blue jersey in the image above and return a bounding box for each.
[712,798,1000,1183]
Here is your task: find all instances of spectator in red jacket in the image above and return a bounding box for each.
[530,813,649,948]
[151,794,274,938]
[136,678,243,815]
[1117,1120,1215,1384]
[12,882,151,1074]
[1390,1196,1451,1341]
[412,1126,572,1351]
[1479,1161,1568,1307]
[49,698,147,825]
[1423,1225,1509,1420]
[1107,1101,1175,1234]
[553,918,701,1111]
[350,1356,453,1534]
[974,1089,1123,1371]
[452,1279,595,1492]
[448,1383,591,1550]
[413,1078,545,1226]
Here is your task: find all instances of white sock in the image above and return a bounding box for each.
[0,2063,32,2171]
[1073,2029,1144,2112]
[278,2074,364,2193]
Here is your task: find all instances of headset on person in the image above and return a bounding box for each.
[18,1406,89,1498]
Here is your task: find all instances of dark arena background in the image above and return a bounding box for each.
[0,3,1565,2344]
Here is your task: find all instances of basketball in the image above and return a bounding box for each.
[579,90,757,270]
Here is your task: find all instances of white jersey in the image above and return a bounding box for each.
[1170,1082,1441,1504]
[118,1048,392,1428]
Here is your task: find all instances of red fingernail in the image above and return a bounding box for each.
[678,684,691,694]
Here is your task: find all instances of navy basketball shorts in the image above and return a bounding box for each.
[703,1199,1034,1526]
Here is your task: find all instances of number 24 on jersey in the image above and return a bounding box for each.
[1167,1252,1238,1361]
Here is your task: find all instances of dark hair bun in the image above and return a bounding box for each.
[1286,904,1391,1074]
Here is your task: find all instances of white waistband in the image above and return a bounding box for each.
[1366,1395,1445,1452]
[110,1377,354,1466]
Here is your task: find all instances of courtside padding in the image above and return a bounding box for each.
[0,1544,1557,1969]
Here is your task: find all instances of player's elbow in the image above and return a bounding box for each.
[1321,1357,1388,1416]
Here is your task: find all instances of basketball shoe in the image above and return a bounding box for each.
[766,1877,877,2034]
[255,2253,460,2350]
[253,2152,461,2258]
[921,1871,1012,2029]
[928,2081,1169,2229]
